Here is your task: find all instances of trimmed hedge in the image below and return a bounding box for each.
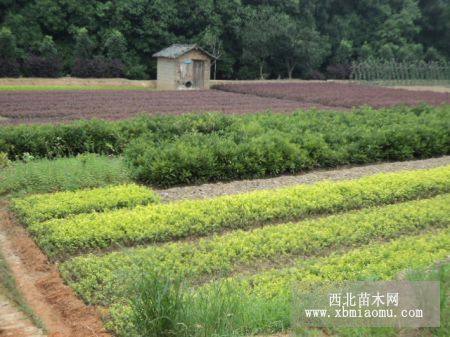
[0,113,233,159]
[12,184,159,224]
[124,105,450,186]
[61,194,450,305]
[1,105,449,187]
[28,166,450,257]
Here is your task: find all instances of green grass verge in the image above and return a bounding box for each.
[0,85,154,91]
[108,229,450,337]
[0,154,131,196]
[28,165,450,258]
[12,184,160,224]
[61,194,450,305]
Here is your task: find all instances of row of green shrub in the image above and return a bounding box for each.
[28,166,450,258]
[125,105,449,186]
[1,105,449,187]
[61,194,450,305]
[12,184,159,224]
[108,230,450,337]
[0,154,131,196]
[0,113,234,159]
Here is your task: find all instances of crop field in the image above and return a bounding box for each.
[0,89,329,125]
[1,82,450,337]
[214,82,450,108]
[2,81,450,125]
[7,165,450,337]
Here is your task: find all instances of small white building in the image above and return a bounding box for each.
[153,44,215,90]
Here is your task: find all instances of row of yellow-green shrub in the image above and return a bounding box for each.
[13,184,159,224]
[29,165,450,258]
[108,229,450,337]
[60,194,450,305]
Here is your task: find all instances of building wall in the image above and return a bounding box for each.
[178,51,211,89]
[157,50,212,90]
[156,58,177,90]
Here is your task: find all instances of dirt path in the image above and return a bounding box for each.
[0,293,45,337]
[390,85,450,93]
[158,156,450,201]
[0,202,111,337]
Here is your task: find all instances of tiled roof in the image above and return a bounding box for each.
[152,44,215,59]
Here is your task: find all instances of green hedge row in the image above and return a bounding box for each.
[124,105,450,186]
[61,194,450,305]
[28,166,450,258]
[0,113,233,159]
[1,105,449,187]
[12,184,159,224]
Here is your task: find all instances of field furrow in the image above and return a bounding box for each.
[29,166,450,257]
[107,229,450,337]
[61,194,450,305]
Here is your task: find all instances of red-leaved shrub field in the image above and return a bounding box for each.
[0,89,332,125]
[1,82,450,125]
[214,82,450,108]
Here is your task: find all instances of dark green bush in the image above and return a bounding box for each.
[0,113,234,159]
[1,105,449,187]
[124,105,450,187]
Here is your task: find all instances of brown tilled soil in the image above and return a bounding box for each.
[157,156,450,201]
[0,201,111,337]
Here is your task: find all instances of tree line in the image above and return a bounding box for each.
[0,0,449,80]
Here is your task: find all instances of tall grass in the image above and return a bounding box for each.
[120,262,450,337]
[0,154,130,196]
[118,273,286,337]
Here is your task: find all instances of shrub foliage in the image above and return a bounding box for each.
[26,166,450,258]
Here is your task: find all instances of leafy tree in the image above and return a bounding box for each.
[241,8,278,79]
[74,27,95,60]
[0,0,449,79]
[104,30,127,61]
[0,26,20,76]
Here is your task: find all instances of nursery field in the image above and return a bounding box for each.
[2,81,450,125]
[1,89,450,337]
[7,165,450,337]
[0,89,326,125]
[214,82,450,108]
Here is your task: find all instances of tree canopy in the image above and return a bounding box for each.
[0,0,448,79]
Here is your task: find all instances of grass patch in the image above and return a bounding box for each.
[0,85,154,91]
[0,154,130,196]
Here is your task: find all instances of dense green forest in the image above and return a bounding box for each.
[0,0,449,79]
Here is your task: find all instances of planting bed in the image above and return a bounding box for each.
[4,81,450,125]
[9,165,450,337]
[0,89,330,125]
[214,82,450,108]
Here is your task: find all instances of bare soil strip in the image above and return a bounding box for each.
[0,293,45,337]
[0,202,111,337]
[157,156,450,201]
[390,85,450,93]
